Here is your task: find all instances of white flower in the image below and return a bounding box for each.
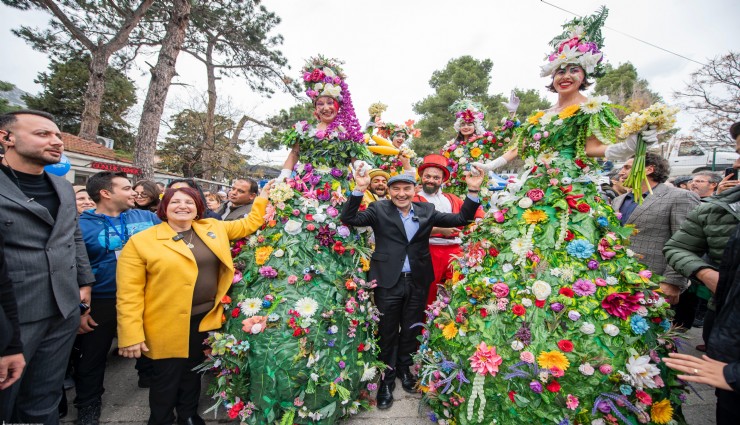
[284,219,303,236]
[561,177,572,185]
[537,151,559,165]
[579,52,603,75]
[560,267,575,281]
[250,323,264,334]
[626,249,635,257]
[323,67,336,78]
[591,420,606,425]
[518,197,533,209]
[459,157,467,165]
[625,355,661,389]
[328,222,336,229]
[510,237,532,256]
[313,212,327,223]
[328,325,338,334]
[480,187,490,197]
[361,364,377,381]
[538,371,550,383]
[523,156,537,168]
[310,373,319,381]
[306,351,320,368]
[295,297,319,318]
[550,267,562,277]
[606,276,618,286]
[453,147,464,158]
[240,298,262,317]
[580,322,595,334]
[539,111,557,126]
[579,363,595,376]
[552,119,564,126]
[636,306,648,316]
[502,263,514,273]
[521,298,533,307]
[581,95,609,114]
[531,280,552,301]
[603,324,620,336]
[273,249,285,258]
[511,340,524,351]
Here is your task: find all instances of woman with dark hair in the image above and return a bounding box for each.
[133,180,160,212]
[116,184,271,425]
[167,179,221,219]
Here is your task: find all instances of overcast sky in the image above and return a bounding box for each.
[1,0,738,166]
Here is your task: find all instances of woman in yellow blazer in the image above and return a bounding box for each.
[116,184,271,425]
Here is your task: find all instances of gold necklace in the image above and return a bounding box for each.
[179,229,195,249]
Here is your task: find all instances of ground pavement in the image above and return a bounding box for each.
[61,326,716,424]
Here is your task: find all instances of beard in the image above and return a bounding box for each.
[370,187,387,197]
[422,182,440,195]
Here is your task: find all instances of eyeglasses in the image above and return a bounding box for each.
[691,180,710,184]
[134,192,150,198]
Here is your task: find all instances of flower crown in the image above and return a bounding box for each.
[379,120,421,143]
[301,55,347,102]
[450,99,486,135]
[540,6,608,78]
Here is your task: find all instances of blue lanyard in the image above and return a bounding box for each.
[103,214,129,248]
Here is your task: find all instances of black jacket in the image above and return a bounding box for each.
[341,194,479,289]
[0,232,23,356]
[707,223,740,391]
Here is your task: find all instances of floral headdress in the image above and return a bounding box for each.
[379,120,421,144]
[450,99,486,135]
[301,55,363,142]
[540,6,608,78]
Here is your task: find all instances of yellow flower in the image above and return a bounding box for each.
[470,147,482,158]
[442,322,458,340]
[329,382,337,397]
[254,246,274,265]
[359,256,370,272]
[537,350,570,370]
[528,111,545,125]
[558,104,580,119]
[650,399,673,424]
[523,209,548,224]
[443,152,450,158]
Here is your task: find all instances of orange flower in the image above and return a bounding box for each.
[528,111,545,125]
[442,322,458,340]
[255,246,274,265]
[470,147,482,158]
[242,315,268,334]
[537,350,570,370]
[523,209,548,224]
[558,104,580,119]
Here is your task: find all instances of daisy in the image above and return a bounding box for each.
[581,95,609,114]
[295,297,319,318]
[240,298,262,317]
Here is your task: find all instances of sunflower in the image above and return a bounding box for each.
[650,399,673,424]
[255,246,274,265]
[523,209,548,224]
[442,322,458,340]
[360,256,370,272]
[470,147,482,158]
[527,111,545,125]
[537,350,570,371]
[558,104,580,119]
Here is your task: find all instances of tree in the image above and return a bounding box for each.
[158,109,249,179]
[180,0,296,179]
[0,81,22,114]
[674,51,740,144]
[134,0,192,179]
[256,101,314,151]
[3,0,156,141]
[22,54,137,151]
[594,62,662,119]
[412,56,550,156]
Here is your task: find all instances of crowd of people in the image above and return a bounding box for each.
[1,7,740,425]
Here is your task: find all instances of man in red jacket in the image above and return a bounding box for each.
[414,154,484,306]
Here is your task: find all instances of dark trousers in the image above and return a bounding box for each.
[716,388,740,424]
[148,312,207,425]
[703,309,716,348]
[0,311,79,424]
[374,275,427,383]
[73,298,117,408]
[672,289,698,330]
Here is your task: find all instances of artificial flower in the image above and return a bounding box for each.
[442,322,458,340]
[523,209,548,224]
[284,219,303,236]
[581,96,609,114]
[650,399,673,424]
[294,297,319,318]
[255,246,274,265]
[602,324,620,336]
[531,280,552,301]
[558,104,580,119]
[468,342,503,376]
[625,355,661,389]
[520,351,535,364]
[240,298,262,317]
[602,292,643,320]
[537,350,570,371]
[242,315,268,334]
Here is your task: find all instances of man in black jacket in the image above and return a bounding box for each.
[341,165,483,409]
[0,232,25,390]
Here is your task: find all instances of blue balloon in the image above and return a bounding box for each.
[44,154,71,176]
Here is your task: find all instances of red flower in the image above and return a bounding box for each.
[574,158,587,169]
[564,230,575,241]
[489,247,500,257]
[526,188,545,202]
[309,69,325,82]
[306,224,316,231]
[535,299,545,308]
[602,292,643,320]
[512,304,526,316]
[559,287,574,298]
[305,214,314,221]
[221,295,232,304]
[357,343,366,352]
[228,401,244,419]
[479,308,488,318]
[546,380,561,392]
[231,308,240,318]
[651,317,663,323]
[560,185,573,193]
[576,203,591,213]
[508,391,516,402]
[557,339,574,352]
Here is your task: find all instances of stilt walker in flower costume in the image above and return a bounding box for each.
[364,102,420,177]
[416,7,689,425]
[440,97,521,205]
[203,56,383,424]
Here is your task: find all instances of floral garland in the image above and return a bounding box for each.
[416,103,688,425]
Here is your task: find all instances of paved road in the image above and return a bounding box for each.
[61,327,716,424]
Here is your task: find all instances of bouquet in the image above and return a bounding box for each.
[618,103,679,203]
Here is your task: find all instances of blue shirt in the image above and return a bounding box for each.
[398,206,419,272]
[619,191,650,225]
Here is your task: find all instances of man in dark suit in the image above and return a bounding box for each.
[0,110,95,423]
[341,165,483,409]
[0,232,26,390]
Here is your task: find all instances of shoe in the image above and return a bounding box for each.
[64,376,75,390]
[77,401,101,425]
[376,382,395,410]
[398,368,418,393]
[692,319,704,328]
[138,374,151,389]
[177,415,206,425]
[696,344,707,352]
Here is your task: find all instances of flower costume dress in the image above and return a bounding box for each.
[204,57,383,425]
[416,9,688,425]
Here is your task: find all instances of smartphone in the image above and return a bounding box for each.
[725,167,738,181]
[79,302,90,315]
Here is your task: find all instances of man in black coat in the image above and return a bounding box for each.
[0,232,26,390]
[341,165,483,409]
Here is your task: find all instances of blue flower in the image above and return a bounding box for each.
[660,319,671,331]
[619,384,633,395]
[261,300,272,308]
[597,216,609,227]
[566,239,595,259]
[630,314,650,335]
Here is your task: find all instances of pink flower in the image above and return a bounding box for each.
[635,390,652,405]
[303,274,312,282]
[242,315,267,334]
[558,37,580,53]
[293,397,304,407]
[551,367,565,378]
[599,364,613,375]
[566,394,579,410]
[527,189,545,202]
[595,278,607,287]
[492,282,510,298]
[602,292,643,320]
[520,351,535,364]
[287,275,298,284]
[638,270,653,279]
[572,279,596,296]
[315,130,326,139]
[468,342,503,376]
[493,208,508,223]
[232,270,243,284]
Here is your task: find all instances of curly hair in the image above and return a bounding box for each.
[644,152,671,183]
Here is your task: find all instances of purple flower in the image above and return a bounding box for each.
[597,400,611,413]
[308,174,321,186]
[258,266,278,278]
[339,361,346,369]
[367,383,378,391]
[330,168,343,178]
[530,381,543,393]
[587,260,599,270]
[315,130,326,139]
[304,163,313,173]
[550,302,564,312]
[315,225,337,247]
[567,310,581,321]
[337,225,351,238]
[327,339,335,347]
[326,206,339,218]
[572,279,596,296]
